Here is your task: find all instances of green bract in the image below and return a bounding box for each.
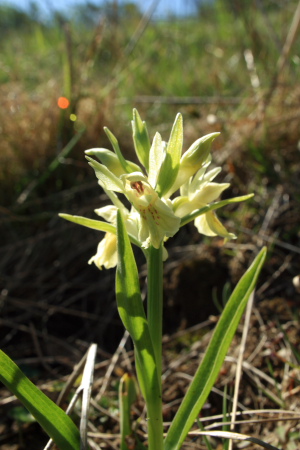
[61,110,251,269]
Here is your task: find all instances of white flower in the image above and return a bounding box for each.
[88,204,140,269]
[173,161,236,240]
[121,172,181,249]
[88,232,118,269]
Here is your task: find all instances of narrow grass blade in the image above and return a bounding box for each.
[59,213,141,248]
[119,373,141,450]
[16,128,85,204]
[0,350,80,450]
[164,247,267,450]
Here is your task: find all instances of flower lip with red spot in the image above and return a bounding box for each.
[121,172,180,249]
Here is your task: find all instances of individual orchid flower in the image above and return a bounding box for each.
[87,185,174,268]
[88,204,140,269]
[121,172,180,249]
[89,232,118,269]
[172,160,236,240]
[164,132,220,198]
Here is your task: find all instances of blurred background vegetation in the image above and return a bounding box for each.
[1,0,299,203]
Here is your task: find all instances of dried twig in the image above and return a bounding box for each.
[95,330,130,402]
[189,429,280,450]
[56,349,89,407]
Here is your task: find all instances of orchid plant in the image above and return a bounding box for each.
[60,110,266,449]
[0,110,266,450]
[63,111,239,268]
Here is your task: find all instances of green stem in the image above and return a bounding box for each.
[147,244,163,377]
[135,353,164,450]
[146,244,164,450]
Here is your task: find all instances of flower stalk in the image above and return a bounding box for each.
[146,244,164,449]
[147,244,164,378]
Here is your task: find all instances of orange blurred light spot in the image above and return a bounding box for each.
[57,97,70,109]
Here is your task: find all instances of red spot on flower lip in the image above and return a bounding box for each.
[130,181,144,194]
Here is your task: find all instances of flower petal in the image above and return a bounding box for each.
[190,182,230,205]
[167,133,219,197]
[86,157,124,192]
[188,165,221,195]
[94,205,118,223]
[203,166,222,182]
[172,195,198,217]
[148,132,166,188]
[195,211,236,239]
[88,232,118,269]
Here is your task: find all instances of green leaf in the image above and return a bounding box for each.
[86,156,124,192]
[156,113,183,197]
[0,350,80,450]
[164,247,267,450]
[115,211,164,449]
[103,127,141,174]
[115,211,158,395]
[132,109,151,172]
[59,213,116,233]
[59,213,142,248]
